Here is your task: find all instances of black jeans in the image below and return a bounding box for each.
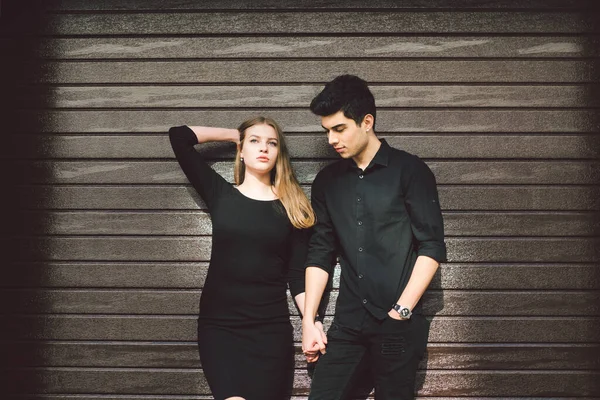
[309,312,429,400]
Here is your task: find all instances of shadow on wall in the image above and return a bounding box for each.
[586,12,600,397]
[0,0,52,397]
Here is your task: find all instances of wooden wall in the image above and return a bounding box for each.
[1,0,599,398]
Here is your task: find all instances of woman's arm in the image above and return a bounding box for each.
[187,125,240,144]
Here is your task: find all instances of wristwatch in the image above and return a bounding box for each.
[392,304,412,319]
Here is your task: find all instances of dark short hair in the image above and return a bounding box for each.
[310,74,376,130]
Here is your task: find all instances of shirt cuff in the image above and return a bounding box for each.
[417,243,447,263]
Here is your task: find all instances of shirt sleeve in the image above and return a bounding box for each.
[168,125,228,209]
[404,156,447,263]
[287,227,310,297]
[305,171,337,274]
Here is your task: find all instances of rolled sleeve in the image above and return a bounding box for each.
[404,157,447,263]
[305,172,337,274]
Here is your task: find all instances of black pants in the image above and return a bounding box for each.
[309,313,429,400]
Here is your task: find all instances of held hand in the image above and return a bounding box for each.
[387,309,408,321]
[315,320,328,346]
[302,319,326,363]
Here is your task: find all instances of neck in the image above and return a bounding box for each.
[352,133,381,170]
[239,168,273,193]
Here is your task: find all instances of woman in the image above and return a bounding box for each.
[169,117,321,400]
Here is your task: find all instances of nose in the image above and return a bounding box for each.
[328,133,338,146]
[259,141,268,152]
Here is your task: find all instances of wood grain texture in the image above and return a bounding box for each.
[15,185,600,210]
[4,341,598,370]
[13,12,599,35]
[12,85,600,108]
[10,110,600,133]
[5,132,600,160]
[39,0,600,11]
[2,289,598,316]
[4,37,599,59]
[12,60,599,84]
[1,368,598,396]
[4,263,598,290]
[2,315,599,342]
[7,134,600,159]
[13,160,600,185]
[8,211,599,236]
[5,236,600,262]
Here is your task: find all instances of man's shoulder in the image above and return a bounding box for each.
[387,145,423,167]
[314,159,347,181]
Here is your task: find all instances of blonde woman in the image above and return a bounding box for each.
[169,117,324,400]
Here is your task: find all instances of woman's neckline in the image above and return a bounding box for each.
[233,186,279,202]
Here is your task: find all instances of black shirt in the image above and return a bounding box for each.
[169,125,308,326]
[305,140,446,328]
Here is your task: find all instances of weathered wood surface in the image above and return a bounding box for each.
[10,61,599,84]
[4,37,599,59]
[9,110,600,133]
[8,211,599,236]
[11,160,600,185]
[5,236,600,262]
[1,368,597,396]
[6,134,600,159]
[37,0,600,11]
[14,185,600,210]
[4,263,598,290]
[4,341,599,370]
[5,12,599,35]
[2,289,598,316]
[2,315,600,342]
[11,85,600,108]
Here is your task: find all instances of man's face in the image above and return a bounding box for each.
[321,111,369,160]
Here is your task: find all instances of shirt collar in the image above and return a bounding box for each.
[344,139,390,171]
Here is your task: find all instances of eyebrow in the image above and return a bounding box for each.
[248,134,278,141]
[321,123,346,131]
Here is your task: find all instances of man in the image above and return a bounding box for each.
[302,75,446,399]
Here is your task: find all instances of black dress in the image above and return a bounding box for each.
[169,126,307,400]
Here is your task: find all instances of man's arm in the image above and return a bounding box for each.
[388,255,438,319]
[391,157,446,319]
[302,172,337,361]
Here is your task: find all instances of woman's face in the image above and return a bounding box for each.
[240,124,279,175]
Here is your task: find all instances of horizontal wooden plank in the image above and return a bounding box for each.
[12,84,600,108]
[9,110,600,134]
[1,289,598,316]
[38,0,600,11]
[4,237,600,262]
[13,160,600,185]
[12,185,600,210]
[3,263,598,290]
[11,12,599,35]
[4,341,598,370]
[6,134,600,160]
[0,368,597,396]
[10,61,598,84]
[2,315,599,342]
[8,211,599,237]
[4,37,599,59]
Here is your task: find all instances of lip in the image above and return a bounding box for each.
[334,147,345,153]
[256,156,270,162]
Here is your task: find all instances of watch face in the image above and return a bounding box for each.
[400,308,410,317]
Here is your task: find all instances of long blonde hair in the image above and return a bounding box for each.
[234,116,316,229]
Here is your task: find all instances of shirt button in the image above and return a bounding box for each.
[359,175,364,179]
[357,197,361,202]
[358,247,363,252]
[358,220,363,226]
[362,299,368,304]
[358,274,363,279]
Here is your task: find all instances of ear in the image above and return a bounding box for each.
[362,114,374,132]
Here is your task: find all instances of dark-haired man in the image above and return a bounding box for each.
[302,75,446,399]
